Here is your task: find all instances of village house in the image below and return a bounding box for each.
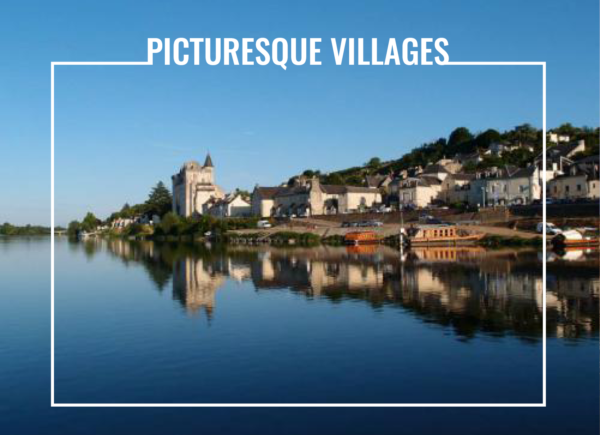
[547,132,570,144]
[454,151,483,167]
[534,139,587,193]
[420,164,450,181]
[547,139,586,160]
[171,154,225,217]
[441,173,475,204]
[435,158,462,174]
[468,165,541,207]
[206,194,251,218]
[548,162,599,201]
[389,175,443,208]
[251,186,281,218]
[251,177,381,217]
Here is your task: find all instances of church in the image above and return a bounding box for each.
[171,153,225,217]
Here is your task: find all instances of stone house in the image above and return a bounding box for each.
[548,163,600,200]
[251,186,281,218]
[441,173,475,204]
[468,166,541,207]
[389,175,443,208]
[207,194,252,218]
[252,178,381,217]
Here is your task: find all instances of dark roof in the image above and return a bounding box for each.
[320,184,379,195]
[547,141,584,159]
[554,164,599,181]
[450,173,476,181]
[575,155,599,165]
[422,164,449,174]
[365,174,389,188]
[509,166,537,178]
[274,185,309,197]
[455,152,480,160]
[253,187,281,199]
[204,153,214,167]
[418,175,442,186]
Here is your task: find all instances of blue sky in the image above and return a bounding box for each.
[0,0,598,226]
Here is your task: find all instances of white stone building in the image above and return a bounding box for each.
[207,194,252,218]
[251,178,381,217]
[389,175,443,208]
[468,166,541,207]
[548,163,600,201]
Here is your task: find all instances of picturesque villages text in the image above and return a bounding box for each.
[147,38,450,69]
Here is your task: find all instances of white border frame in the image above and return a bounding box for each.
[51,59,547,407]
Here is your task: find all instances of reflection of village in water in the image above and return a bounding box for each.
[78,239,599,341]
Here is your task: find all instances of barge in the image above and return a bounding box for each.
[405,225,484,247]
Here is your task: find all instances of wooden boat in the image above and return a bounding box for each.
[551,229,599,249]
[406,225,484,247]
[344,231,382,245]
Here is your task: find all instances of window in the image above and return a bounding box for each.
[566,185,570,192]
[577,184,582,191]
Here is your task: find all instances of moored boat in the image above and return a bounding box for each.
[551,229,599,249]
[406,225,484,247]
[344,231,382,245]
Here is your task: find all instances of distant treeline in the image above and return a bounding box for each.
[0,223,57,236]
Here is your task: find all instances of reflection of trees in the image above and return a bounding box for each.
[92,239,598,342]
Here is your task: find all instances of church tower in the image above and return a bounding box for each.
[202,153,214,184]
[171,152,224,217]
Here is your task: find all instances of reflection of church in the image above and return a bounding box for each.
[173,258,225,317]
[172,256,252,318]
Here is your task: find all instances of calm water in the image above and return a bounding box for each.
[1,237,598,433]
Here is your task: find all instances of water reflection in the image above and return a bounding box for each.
[73,238,598,342]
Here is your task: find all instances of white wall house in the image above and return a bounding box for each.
[207,194,252,218]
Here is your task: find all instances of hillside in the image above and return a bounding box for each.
[294,124,599,187]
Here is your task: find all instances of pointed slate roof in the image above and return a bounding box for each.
[204,153,214,167]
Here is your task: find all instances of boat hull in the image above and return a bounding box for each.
[344,231,382,245]
[552,238,599,249]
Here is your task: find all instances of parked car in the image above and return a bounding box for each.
[536,222,562,235]
[257,220,272,229]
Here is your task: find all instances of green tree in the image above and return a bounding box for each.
[120,203,133,218]
[234,188,251,200]
[366,157,381,169]
[0,223,16,235]
[554,123,576,137]
[67,220,81,237]
[145,181,172,218]
[81,213,100,232]
[158,212,180,235]
[448,127,474,148]
[323,173,345,185]
[474,129,501,149]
